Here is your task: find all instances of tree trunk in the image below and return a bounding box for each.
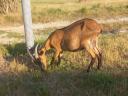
[0,0,18,14]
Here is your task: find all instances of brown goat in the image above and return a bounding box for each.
[34,18,102,72]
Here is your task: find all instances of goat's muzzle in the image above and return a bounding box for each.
[33,44,45,71]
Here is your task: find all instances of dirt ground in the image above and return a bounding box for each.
[0,16,128,44]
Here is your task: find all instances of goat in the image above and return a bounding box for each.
[34,18,102,72]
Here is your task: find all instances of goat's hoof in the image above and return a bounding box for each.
[40,67,45,72]
[50,64,55,69]
[97,67,102,71]
[87,69,90,73]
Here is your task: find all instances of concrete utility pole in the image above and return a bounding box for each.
[21,0,34,49]
[21,0,35,60]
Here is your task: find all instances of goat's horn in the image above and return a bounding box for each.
[34,44,39,59]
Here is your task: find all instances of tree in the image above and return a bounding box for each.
[0,0,18,14]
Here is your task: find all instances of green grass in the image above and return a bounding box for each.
[31,2,128,23]
[0,0,127,25]
[100,33,128,69]
[0,32,128,96]
[0,67,127,96]
[0,0,128,95]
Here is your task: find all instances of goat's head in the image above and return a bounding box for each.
[34,44,47,71]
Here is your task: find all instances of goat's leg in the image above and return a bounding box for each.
[86,47,97,72]
[92,38,102,70]
[50,50,55,66]
[95,47,102,70]
[50,49,62,66]
[57,51,63,66]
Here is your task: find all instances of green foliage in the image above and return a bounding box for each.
[5,43,27,56]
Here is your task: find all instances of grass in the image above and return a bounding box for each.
[0,0,127,25]
[6,32,23,38]
[0,0,128,96]
[31,1,128,23]
[100,33,128,69]
[0,32,128,96]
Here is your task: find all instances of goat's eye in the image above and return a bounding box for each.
[39,51,43,55]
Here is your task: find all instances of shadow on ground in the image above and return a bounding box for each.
[0,43,128,96]
[0,67,128,96]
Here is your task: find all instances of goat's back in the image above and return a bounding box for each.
[48,18,102,51]
[61,18,101,51]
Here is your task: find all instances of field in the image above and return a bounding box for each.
[0,0,128,96]
[0,0,128,25]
